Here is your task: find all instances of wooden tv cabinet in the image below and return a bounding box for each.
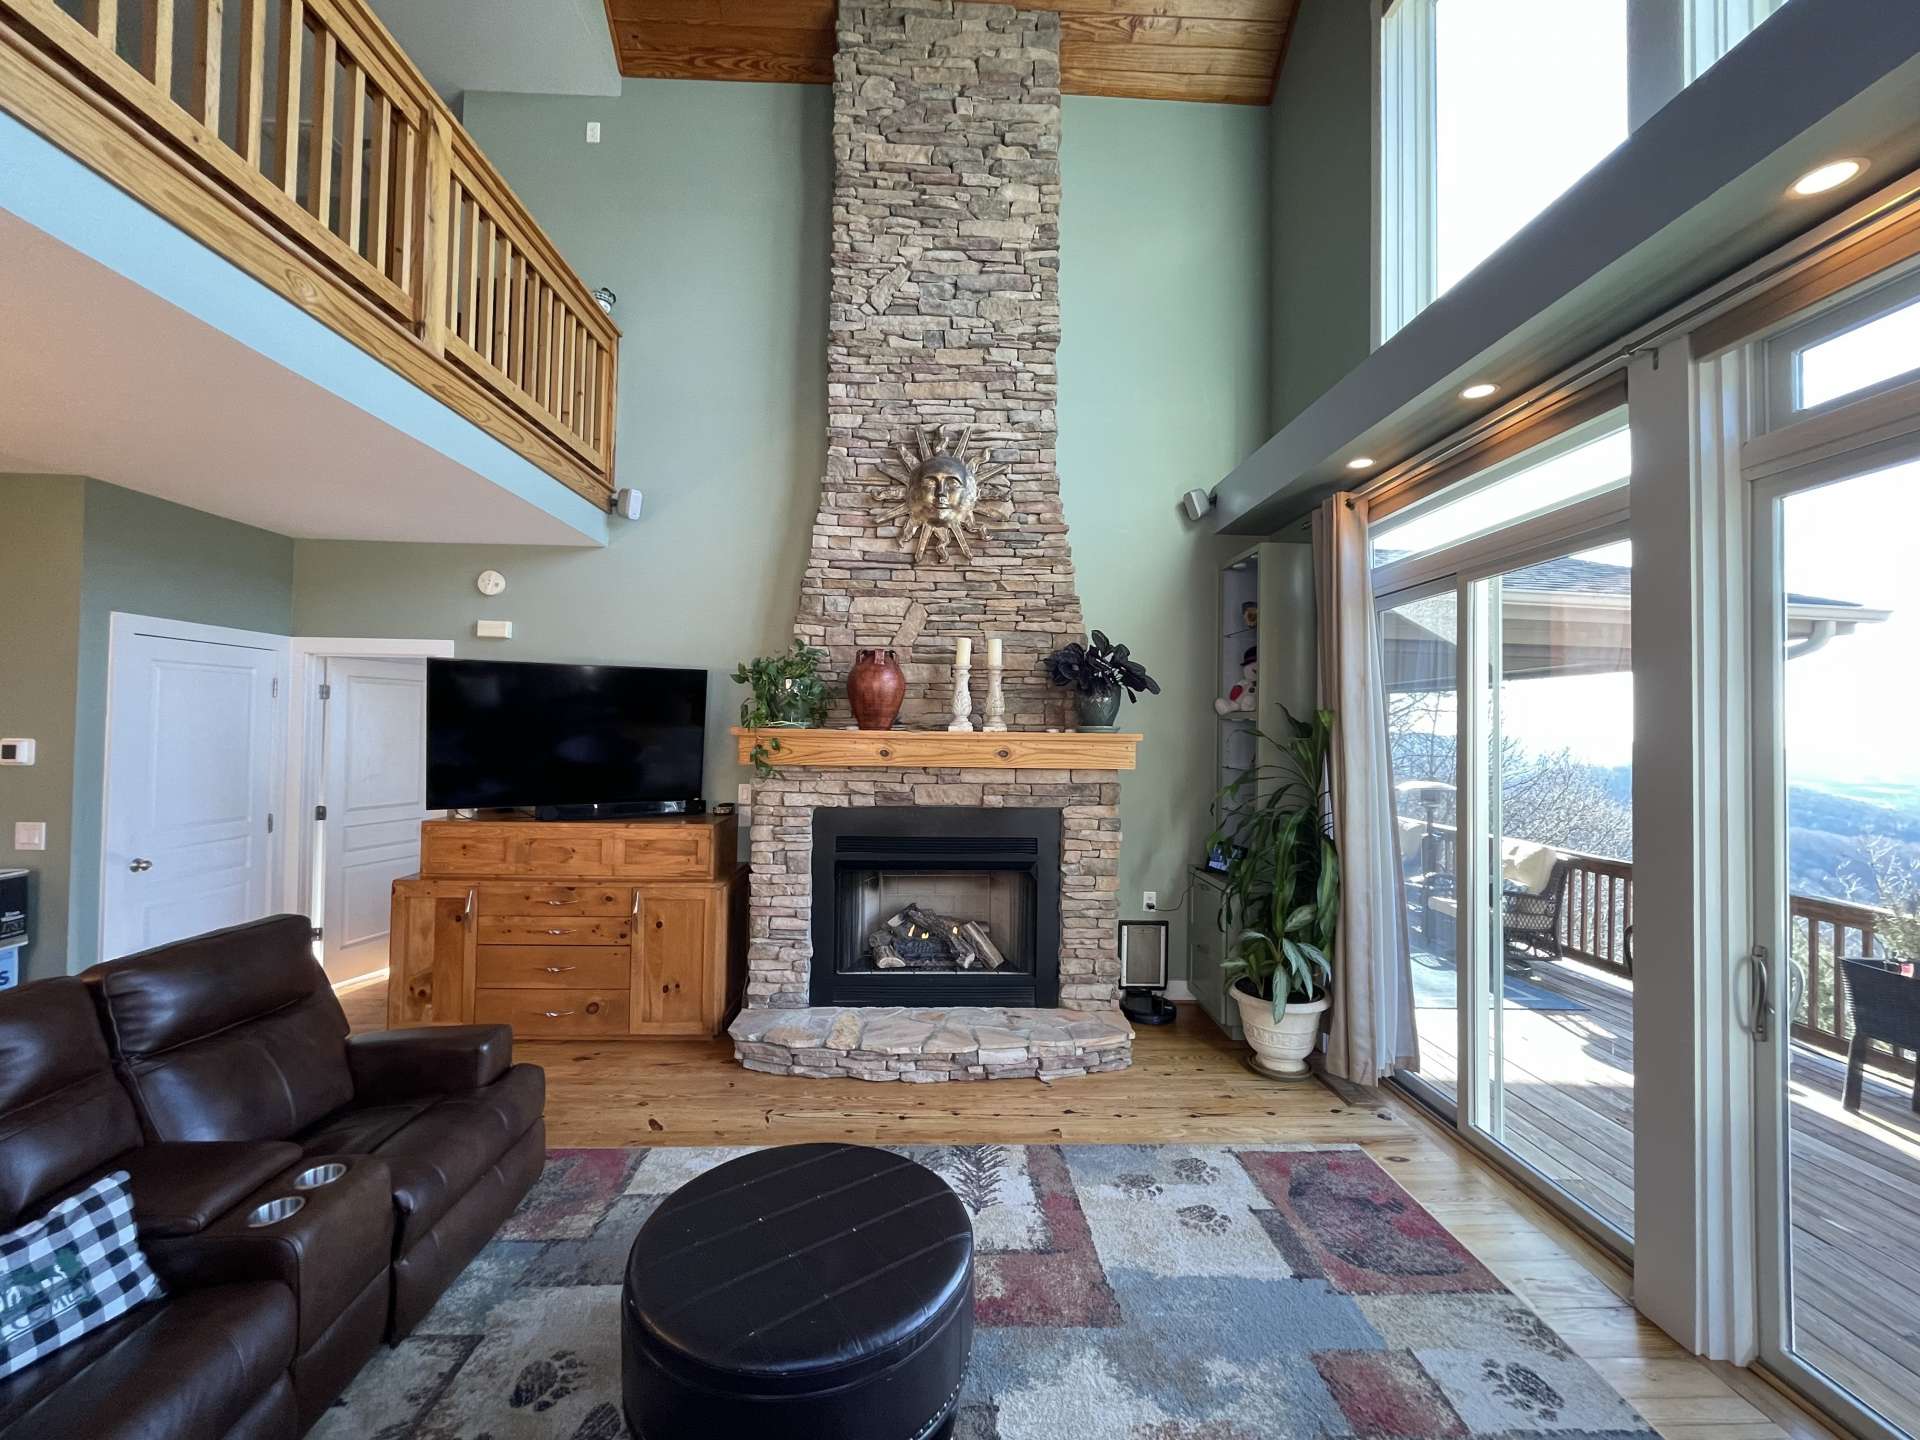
[387,814,746,1040]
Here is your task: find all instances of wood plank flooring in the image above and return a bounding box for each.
[335,977,1837,1440]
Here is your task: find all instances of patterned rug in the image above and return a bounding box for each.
[316,1144,1654,1440]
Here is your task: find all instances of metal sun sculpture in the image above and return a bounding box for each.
[875,425,1017,563]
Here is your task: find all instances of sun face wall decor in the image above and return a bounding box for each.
[875,425,1018,563]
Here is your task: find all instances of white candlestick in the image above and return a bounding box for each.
[948,664,974,732]
[954,636,972,668]
[986,635,1003,667]
[982,652,1007,733]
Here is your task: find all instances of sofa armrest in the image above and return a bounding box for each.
[121,1141,305,1238]
[346,1026,513,1104]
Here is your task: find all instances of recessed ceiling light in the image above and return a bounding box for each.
[1346,457,1376,471]
[1791,158,1866,197]
[1460,382,1499,400]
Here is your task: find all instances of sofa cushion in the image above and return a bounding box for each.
[0,1280,294,1440]
[0,980,143,1231]
[309,1065,544,1255]
[296,1101,435,1159]
[0,1172,163,1381]
[86,917,354,1143]
[1500,839,1559,895]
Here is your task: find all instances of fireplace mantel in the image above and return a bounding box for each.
[731,728,1141,772]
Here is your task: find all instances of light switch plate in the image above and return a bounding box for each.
[0,739,34,765]
[475,619,513,640]
[13,822,46,851]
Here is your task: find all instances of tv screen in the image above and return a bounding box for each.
[426,658,707,812]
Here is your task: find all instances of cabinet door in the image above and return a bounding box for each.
[389,884,475,1027]
[634,894,710,1032]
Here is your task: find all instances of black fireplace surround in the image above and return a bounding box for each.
[811,807,1061,1007]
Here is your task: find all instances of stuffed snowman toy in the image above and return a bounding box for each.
[1215,648,1258,715]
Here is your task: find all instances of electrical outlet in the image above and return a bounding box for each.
[586,121,602,144]
[1142,890,1158,912]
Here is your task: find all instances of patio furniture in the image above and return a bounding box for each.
[1839,956,1920,1115]
[1502,841,1571,973]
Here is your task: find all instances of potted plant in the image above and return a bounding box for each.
[1208,706,1339,1077]
[733,641,829,775]
[1045,630,1161,730]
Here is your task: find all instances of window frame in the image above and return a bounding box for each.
[1759,264,1920,431]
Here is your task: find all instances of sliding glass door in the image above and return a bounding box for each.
[1375,414,1635,1244]
[1752,450,1920,1440]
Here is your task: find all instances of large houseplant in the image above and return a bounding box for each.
[1045,630,1160,730]
[1208,705,1339,1077]
[733,641,829,776]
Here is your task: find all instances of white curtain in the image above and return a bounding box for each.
[1313,494,1420,1086]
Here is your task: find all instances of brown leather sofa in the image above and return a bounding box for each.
[0,916,545,1439]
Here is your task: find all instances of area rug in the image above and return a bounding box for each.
[315,1144,1652,1440]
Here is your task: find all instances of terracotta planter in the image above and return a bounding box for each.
[1231,982,1329,1078]
[848,649,906,730]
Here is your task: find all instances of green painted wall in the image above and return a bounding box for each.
[292,81,832,795]
[290,81,1272,985]
[1270,0,1376,431]
[0,477,86,981]
[0,476,293,979]
[1058,95,1270,981]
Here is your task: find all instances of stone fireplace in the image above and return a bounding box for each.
[727,2,1134,1081]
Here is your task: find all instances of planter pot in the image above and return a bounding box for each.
[1074,682,1122,730]
[1231,983,1329,1078]
[848,649,905,730]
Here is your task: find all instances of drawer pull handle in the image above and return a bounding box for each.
[631,890,642,918]
[545,899,569,907]
[463,889,475,923]
[542,965,576,974]
[545,928,567,936]
[542,1009,575,1019]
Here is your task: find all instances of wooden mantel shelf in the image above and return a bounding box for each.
[731,727,1140,771]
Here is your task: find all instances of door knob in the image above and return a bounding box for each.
[128,858,154,873]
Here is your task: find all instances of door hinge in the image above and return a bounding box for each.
[314,803,328,821]
[271,676,279,699]
[318,682,332,701]
[266,812,274,835]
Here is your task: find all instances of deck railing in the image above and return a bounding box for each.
[1,0,618,503]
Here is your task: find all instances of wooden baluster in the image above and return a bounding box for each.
[532,280,548,405]
[494,238,514,374]
[478,222,497,364]
[236,0,265,166]
[141,0,174,95]
[584,338,599,446]
[463,197,482,347]
[341,64,367,251]
[1806,914,1823,1038]
[390,116,417,296]
[547,292,562,414]
[508,255,527,388]
[420,110,451,354]
[274,0,305,197]
[191,0,221,127]
[307,26,336,224]
[366,95,391,270]
[83,0,119,51]
[557,308,573,424]
[445,177,465,334]
[572,320,587,436]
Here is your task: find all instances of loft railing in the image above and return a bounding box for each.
[0,0,618,504]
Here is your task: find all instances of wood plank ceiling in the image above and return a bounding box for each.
[601,0,1299,105]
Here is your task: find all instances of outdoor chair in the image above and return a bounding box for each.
[1839,956,1920,1115]
[1502,845,1571,974]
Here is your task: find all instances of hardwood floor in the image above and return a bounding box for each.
[336,976,1837,1440]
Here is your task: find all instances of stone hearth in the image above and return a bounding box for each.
[731,1006,1132,1082]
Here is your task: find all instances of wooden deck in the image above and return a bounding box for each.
[1411,958,1920,1435]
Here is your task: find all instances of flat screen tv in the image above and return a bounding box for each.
[426,658,707,818]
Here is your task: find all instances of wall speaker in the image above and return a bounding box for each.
[1181,488,1214,521]
[615,487,644,521]
[1118,920,1175,1025]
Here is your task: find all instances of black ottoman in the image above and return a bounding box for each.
[622,1143,975,1440]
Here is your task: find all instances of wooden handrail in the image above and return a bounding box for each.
[0,0,618,504]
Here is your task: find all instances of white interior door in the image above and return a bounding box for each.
[318,657,427,984]
[103,617,285,960]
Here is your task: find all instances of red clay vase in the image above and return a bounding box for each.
[848,649,906,730]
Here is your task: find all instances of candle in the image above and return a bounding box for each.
[986,636,1003,667]
[955,637,972,667]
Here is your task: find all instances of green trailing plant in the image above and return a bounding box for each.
[732,641,829,777]
[1207,705,1339,1021]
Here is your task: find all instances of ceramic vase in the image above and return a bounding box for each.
[1232,983,1330,1078]
[848,649,906,730]
[1075,681,1122,730]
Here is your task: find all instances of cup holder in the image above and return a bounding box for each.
[247,1196,306,1228]
[293,1162,347,1191]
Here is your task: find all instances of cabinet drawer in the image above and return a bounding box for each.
[422,826,618,877]
[476,946,631,990]
[613,828,712,879]
[478,884,632,916]
[474,987,629,1036]
[476,916,632,947]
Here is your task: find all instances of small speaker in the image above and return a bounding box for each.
[1181,488,1214,521]
[615,487,644,521]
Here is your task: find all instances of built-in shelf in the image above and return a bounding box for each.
[731,727,1141,771]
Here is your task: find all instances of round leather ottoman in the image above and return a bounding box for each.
[622,1143,975,1440]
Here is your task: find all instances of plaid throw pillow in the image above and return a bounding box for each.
[0,1171,164,1379]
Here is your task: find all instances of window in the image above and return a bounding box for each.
[1378,0,1793,342]
[1763,269,1920,424]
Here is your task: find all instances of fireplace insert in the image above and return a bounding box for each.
[811,807,1061,1007]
